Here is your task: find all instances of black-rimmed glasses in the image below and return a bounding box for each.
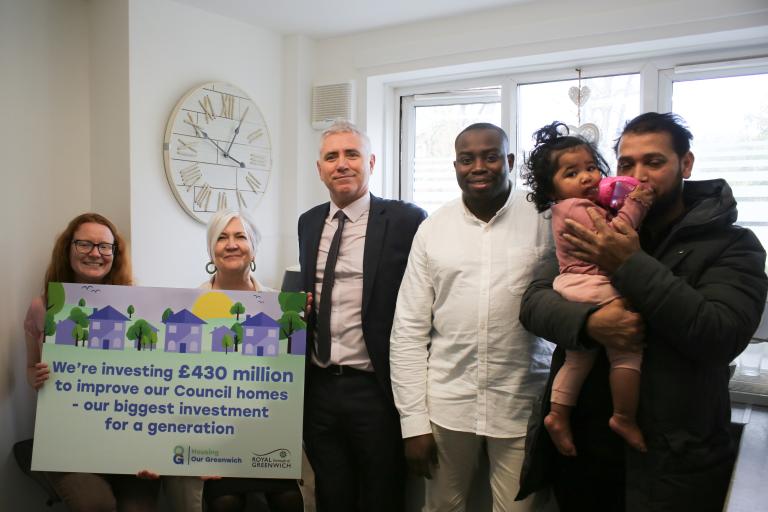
[72,240,116,256]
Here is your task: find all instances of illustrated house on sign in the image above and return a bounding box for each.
[288,329,307,356]
[163,309,206,354]
[210,326,235,353]
[88,305,129,350]
[54,318,77,346]
[240,313,280,356]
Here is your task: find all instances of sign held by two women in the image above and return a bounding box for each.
[32,282,307,478]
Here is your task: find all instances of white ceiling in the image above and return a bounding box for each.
[172,0,531,38]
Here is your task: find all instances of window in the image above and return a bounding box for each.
[516,73,640,177]
[400,88,501,214]
[92,321,100,330]
[398,73,641,213]
[668,71,768,250]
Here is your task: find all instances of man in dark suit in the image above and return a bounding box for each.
[298,120,427,512]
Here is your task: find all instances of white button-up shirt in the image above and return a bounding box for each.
[390,189,554,438]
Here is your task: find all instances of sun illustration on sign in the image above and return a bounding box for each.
[191,292,234,320]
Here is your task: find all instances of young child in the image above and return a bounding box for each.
[522,121,653,456]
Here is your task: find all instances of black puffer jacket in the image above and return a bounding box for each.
[517,179,767,509]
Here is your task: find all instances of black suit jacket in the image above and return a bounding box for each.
[298,193,427,403]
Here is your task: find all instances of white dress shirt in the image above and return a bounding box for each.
[390,189,554,439]
[312,193,373,370]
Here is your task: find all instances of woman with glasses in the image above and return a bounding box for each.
[24,212,160,511]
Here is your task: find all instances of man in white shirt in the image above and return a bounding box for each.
[390,123,553,511]
[298,120,426,512]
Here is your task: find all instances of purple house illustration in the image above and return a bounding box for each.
[88,305,130,350]
[210,326,236,353]
[54,319,77,346]
[240,313,280,356]
[287,329,307,356]
[163,309,206,354]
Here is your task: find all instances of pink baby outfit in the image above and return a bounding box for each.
[550,193,648,406]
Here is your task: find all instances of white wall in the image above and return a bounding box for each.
[90,0,131,235]
[0,0,91,509]
[128,0,285,289]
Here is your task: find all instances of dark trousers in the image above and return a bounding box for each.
[552,430,734,512]
[625,441,735,512]
[551,428,625,512]
[303,366,406,512]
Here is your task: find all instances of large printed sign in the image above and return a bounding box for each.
[32,283,307,478]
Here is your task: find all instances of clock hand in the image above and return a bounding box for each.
[184,118,237,162]
[226,154,246,168]
[225,107,249,155]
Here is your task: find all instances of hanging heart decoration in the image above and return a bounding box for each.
[568,86,591,107]
[567,122,600,144]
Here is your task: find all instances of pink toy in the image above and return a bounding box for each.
[597,176,640,211]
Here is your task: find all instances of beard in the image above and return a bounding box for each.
[646,166,684,221]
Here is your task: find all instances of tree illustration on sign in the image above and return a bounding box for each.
[127,305,135,319]
[68,307,90,346]
[221,334,234,354]
[47,283,66,316]
[162,308,174,322]
[140,329,158,351]
[126,319,155,351]
[70,325,89,347]
[230,322,243,352]
[43,311,56,339]
[278,292,307,354]
[230,302,245,321]
[78,298,86,307]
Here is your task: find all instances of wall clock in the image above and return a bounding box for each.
[163,82,272,224]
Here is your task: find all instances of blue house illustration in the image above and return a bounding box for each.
[163,309,206,354]
[88,305,130,350]
[210,326,235,353]
[240,313,280,356]
[54,319,77,346]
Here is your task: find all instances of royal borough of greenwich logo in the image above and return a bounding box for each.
[251,448,292,469]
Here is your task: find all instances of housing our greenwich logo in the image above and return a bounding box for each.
[172,445,243,465]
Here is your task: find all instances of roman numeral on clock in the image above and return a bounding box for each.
[247,129,263,143]
[237,190,247,208]
[177,138,198,156]
[220,93,234,119]
[195,183,212,210]
[217,191,228,210]
[199,95,215,122]
[246,172,262,193]
[179,163,202,191]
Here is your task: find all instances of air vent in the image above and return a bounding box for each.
[311,82,354,130]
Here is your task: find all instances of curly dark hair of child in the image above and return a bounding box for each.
[521,121,610,213]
